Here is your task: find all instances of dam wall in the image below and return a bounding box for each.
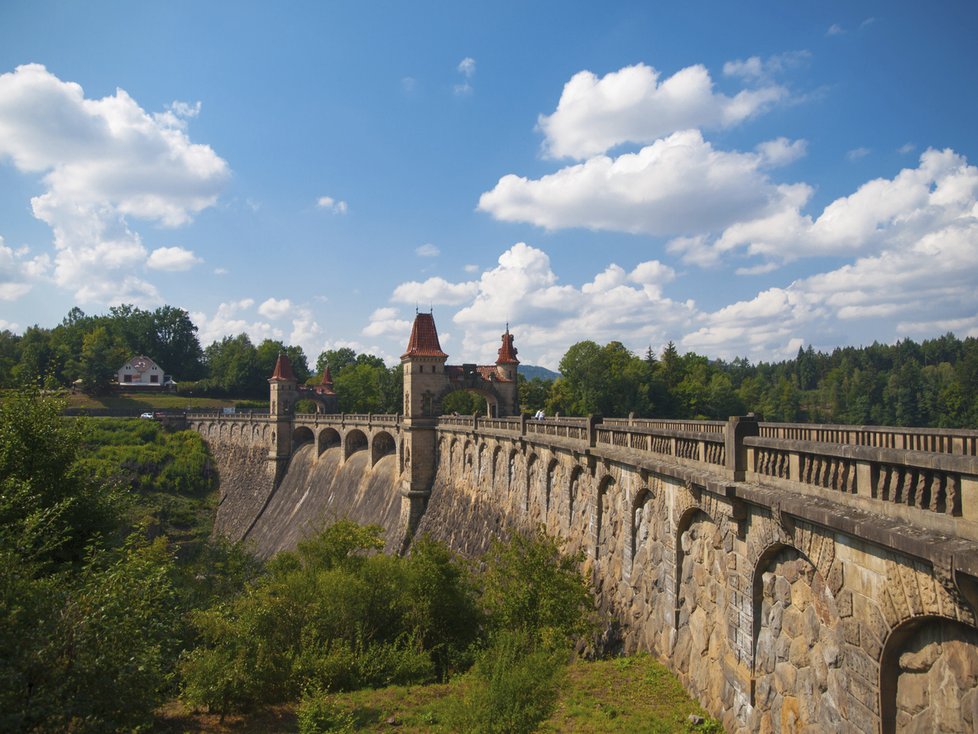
[191,410,978,733]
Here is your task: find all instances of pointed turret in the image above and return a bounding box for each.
[269,353,297,382]
[496,326,519,366]
[317,363,336,396]
[401,311,448,359]
[269,353,296,417]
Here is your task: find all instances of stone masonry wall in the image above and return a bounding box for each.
[199,416,978,733]
[417,431,978,734]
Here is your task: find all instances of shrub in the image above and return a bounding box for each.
[480,527,594,650]
[446,628,566,734]
[297,689,356,734]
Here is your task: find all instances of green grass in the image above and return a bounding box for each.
[158,654,718,733]
[64,392,241,410]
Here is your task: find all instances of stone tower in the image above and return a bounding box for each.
[398,312,448,545]
[268,353,297,482]
[494,325,520,416]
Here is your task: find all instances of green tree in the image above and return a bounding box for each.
[0,390,121,567]
[316,347,357,377]
[204,334,262,395]
[256,339,310,384]
[150,305,206,379]
[77,325,128,395]
[0,329,21,387]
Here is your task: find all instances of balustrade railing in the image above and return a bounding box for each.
[188,405,978,529]
[758,422,978,456]
[745,435,978,522]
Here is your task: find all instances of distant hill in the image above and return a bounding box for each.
[519,364,560,381]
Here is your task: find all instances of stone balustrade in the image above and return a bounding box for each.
[758,421,978,455]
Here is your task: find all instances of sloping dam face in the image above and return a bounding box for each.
[243,443,403,558]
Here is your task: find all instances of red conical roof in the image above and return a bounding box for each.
[316,364,336,395]
[269,353,297,382]
[401,312,448,359]
[496,327,519,365]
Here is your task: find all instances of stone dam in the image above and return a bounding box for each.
[186,318,978,733]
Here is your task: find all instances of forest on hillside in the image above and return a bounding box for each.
[3,305,978,427]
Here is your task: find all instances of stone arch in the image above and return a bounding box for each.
[491,445,503,487]
[630,486,653,573]
[463,440,473,476]
[477,442,488,485]
[880,614,978,733]
[525,453,539,514]
[318,427,341,455]
[749,542,845,731]
[449,437,459,473]
[568,465,584,530]
[292,425,314,452]
[434,383,501,417]
[344,428,368,460]
[545,458,559,516]
[673,507,732,716]
[507,448,519,494]
[371,430,396,466]
[595,473,616,560]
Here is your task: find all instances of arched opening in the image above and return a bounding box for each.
[595,474,615,560]
[525,453,538,513]
[749,543,844,729]
[673,506,733,710]
[438,385,498,417]
[568,466,583,529]
[344,429,368,460]
[507,449,518,493]
[491,445,502,486]
[371,431,396,466]
[292,426,314,452]
[545,459,559,515]
[630,487,652,570]
[477,443,487,485]
[318,427,341,456]
[880,615,978,733]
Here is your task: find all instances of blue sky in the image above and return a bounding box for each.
[1,1,977,369]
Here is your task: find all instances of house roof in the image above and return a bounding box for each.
[269,353,297,382]
[401,312,448,359]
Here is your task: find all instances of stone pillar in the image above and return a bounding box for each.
[725,415,759,482]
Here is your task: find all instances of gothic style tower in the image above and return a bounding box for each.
[495,325,520,416]
[398,312,447,545]
[268,353,297,481]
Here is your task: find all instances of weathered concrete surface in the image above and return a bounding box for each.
[211,443,277,542]
[244,444,402,557]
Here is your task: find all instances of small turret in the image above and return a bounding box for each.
[269,353,297,417]
[495,325,519,383]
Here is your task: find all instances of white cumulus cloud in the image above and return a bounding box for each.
[537,63,786,159]
[392,276,480,306]
[479,129,790,237]
[146,246,202,271]
[0,64,229,305]
[258,297,292,320]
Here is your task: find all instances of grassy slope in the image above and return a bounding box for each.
[64,392,239,410]
[157,655,717,733]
